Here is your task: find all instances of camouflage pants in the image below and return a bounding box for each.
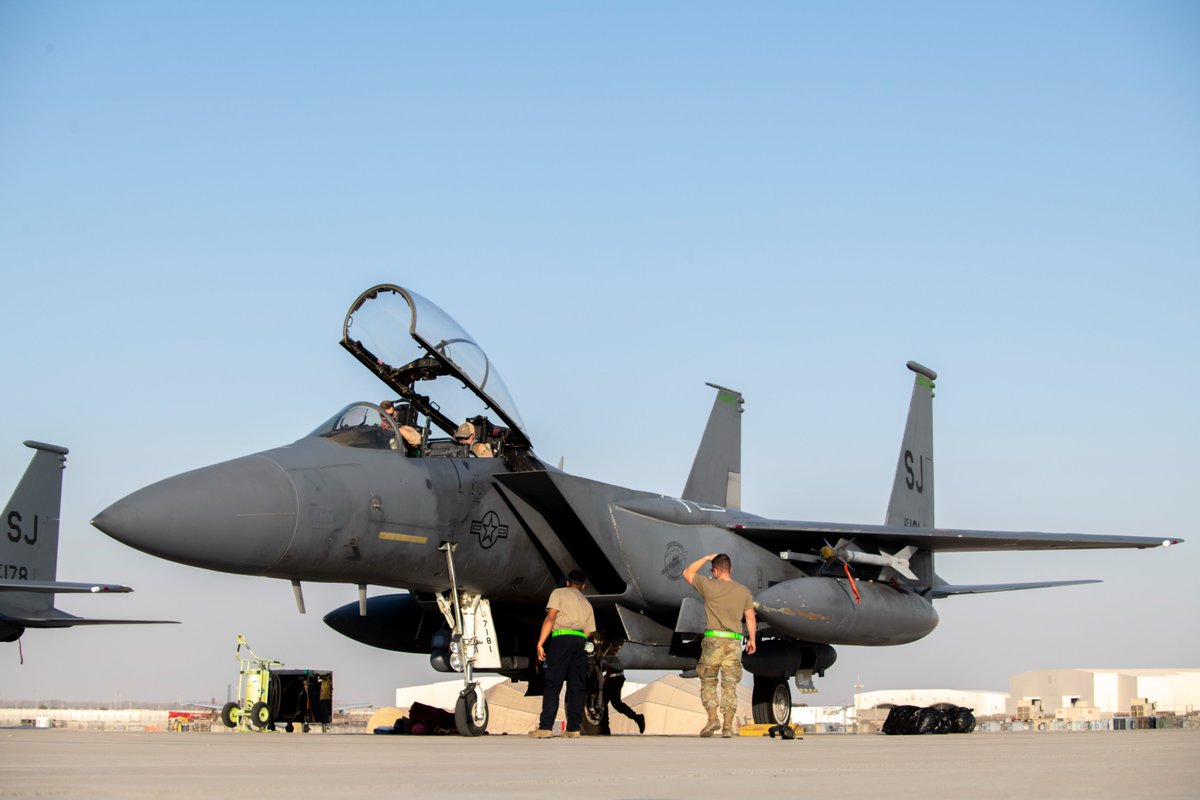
[697,636,743,714]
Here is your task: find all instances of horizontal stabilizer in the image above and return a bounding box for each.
[0,580,133,594]
[0,611,177,628]
[931,580,1100,598]
[730,519,1182,553]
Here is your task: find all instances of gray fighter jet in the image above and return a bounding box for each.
[92,285,1182,735]
[1,441,175,642]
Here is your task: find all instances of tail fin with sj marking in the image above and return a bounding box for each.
[0,441,175,642]
[1,441,69,623]
[682,383,744,509]
[885,362,936,530]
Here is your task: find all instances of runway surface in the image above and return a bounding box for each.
[2,728,1196,799]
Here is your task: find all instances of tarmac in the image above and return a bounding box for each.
[2,728,1197,799]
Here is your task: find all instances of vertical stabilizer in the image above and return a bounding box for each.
[682,383,743,509]
[2,441,68,617]
[885,363,935,529]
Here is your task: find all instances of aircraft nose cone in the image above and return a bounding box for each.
[93,455,297,573]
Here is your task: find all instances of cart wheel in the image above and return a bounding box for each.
[250,701,273,729]
[454,687,488,736]
[220,702,240,729]
[285,722,294,733]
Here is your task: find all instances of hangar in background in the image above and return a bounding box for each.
[855,688,1008,717]
[1009,668,1200,717]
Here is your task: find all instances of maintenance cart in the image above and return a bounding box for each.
[220,635,333,732]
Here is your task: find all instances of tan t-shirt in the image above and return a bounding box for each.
[693,576,754,633]
[547,587,596,635]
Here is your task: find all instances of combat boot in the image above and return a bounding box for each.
[721,711,735,738]
[699,711,720,738]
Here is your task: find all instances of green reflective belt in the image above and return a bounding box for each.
[704,629,742,640]
[551,629,586,638]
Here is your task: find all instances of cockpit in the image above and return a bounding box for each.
[314,285,534,464]
[310,401,513,459]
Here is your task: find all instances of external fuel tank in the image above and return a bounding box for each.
[755,576,938,646]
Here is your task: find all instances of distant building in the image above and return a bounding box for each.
[1008,668,1200,717]
[854,688,1008,717]
[394,677,507,710]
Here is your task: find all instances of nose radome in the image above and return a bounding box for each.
[93,455,298,573]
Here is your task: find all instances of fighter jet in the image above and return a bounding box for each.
[92,285,1182,735]
[1,441,175,642]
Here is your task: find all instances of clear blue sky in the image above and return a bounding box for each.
[2,1,1197,707]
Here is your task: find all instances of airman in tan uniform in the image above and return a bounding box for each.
[684,553,756,738]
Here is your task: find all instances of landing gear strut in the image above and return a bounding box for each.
[437,542,500,736]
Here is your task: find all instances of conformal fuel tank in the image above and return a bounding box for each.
[755,577,938,646]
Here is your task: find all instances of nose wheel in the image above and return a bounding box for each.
[455,683,489,736]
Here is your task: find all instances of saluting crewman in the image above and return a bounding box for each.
[530,570,595,738]
[683,553,756,738]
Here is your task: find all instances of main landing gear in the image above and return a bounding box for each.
[751,670,817,726]
[752,676,792,726]
[436,542,500,736]
[579,649,605,736]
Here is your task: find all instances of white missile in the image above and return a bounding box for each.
[820,544,918,581]
[780,543,919,582]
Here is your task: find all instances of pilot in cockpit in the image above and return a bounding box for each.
[381,400,423,456]
[453,421,494,458]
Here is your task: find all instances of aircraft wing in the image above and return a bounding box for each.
[930,579,1100,598]
[0,580,133,594]
[728,520,1182,553]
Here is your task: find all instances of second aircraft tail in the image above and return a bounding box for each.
[1,441,69,619]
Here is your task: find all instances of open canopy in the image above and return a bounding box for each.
[340,285,530,450]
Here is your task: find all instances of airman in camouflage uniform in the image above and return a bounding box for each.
[683,553,756,738]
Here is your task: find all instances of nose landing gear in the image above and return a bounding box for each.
[437,542,501,736]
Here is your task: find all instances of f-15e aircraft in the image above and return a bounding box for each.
[92,285,1182,735]
[1,441,175,642]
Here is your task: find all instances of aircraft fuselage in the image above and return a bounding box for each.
[93,433,938,661]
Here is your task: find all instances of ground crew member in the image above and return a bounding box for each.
[683,552,756,738]
[600,663,646,735]
[530,570,595,738]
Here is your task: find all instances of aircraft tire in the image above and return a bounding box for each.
[752,677,792,726]
[250,701,273,729]
[580,673,605,736]
[455,688,488,736]
[220,702,240,729]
